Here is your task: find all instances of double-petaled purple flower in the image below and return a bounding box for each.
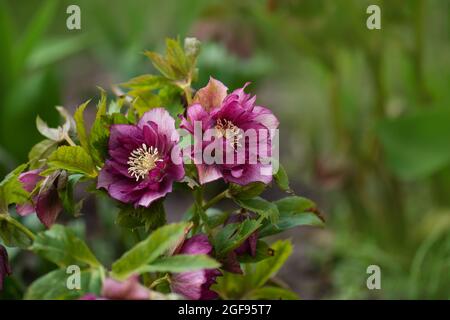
[0,245,12,290]
[98,108,184,207]
[170,234,221,300]
[16,169,64,228]
[181,77,279,186]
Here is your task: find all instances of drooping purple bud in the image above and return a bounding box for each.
[170,234,222,300]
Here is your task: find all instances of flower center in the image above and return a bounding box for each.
[215,119,243,149]
[127,143,162,181]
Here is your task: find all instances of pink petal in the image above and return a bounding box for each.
[102,276,150,300]
[138,108,179,143]
[193,77,228,112]
[196,164,223,185]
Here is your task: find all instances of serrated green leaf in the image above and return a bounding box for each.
[144,51,175,79]
[28,139,58,169]
[116,201,166,231]
[275,196,315,213]
[58,174,84,217]
[31,224,101,268]
[24,267,103,300]
[89,91,109,166]
[141,254,220,273]
[166,38,190,77]
[73,100,91,153]
[259,196,323,237]
[205,208,229,229]
[273,162,291,192]
[0,215,34,248]
[111,222,188,280]
[0,163,29,208]
[214,219,262,256]
[47,146,96,177]
[238,240,274,263]
[121,74,169,91]
[233,197,279,223]
[229,182,266,200]
[245,240,292,288]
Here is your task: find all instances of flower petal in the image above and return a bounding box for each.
[193,77,228,112]
[102,276,150,300]
[138,108,179,143]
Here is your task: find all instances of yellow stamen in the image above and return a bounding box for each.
[215,119,243,149]
[127,143,162,181]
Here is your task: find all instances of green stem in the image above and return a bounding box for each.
[149,274,170,289]
[202,190,229,211]
[64,134,76,147]
[6,216,36,242]
[182,85,192,106]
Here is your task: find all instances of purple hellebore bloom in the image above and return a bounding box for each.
[170,234,222,300]
[0,245,12,290]
[16,169,63,228]
[222,213,259,274]
[97,108,185,207]
[181,77,279,186]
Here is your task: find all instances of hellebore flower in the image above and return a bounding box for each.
[98,108,184,207]
[16,169,64,228]
[181,77,279,185]
[0,245,12,290]
[222,213,259,274]
[170,234,221,300]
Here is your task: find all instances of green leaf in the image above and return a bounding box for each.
[259,196,323,238]
[233,197,279,223]
[0,215,34,248]
[24,268,103,300]
[141,254,220,273]
[246,286,299,300]
[73,100,91,153]
[245,240,293,288]
[377,109,450,180]
[111,222,189,280]
[0,163,29,208]
[275,196,315,214]
[130,90,163,116]
[48,146,97,177]
[116,201,166,231]
[121,74,169,91]
[229,182,266,200]
[273,162,291,192]
[144,51,175,79]
[166,38,190,77]
[28,139,58,169]
[58,174,84,217]
[31,224,101,268]
[238,241,274,263]
[214,219,262,256]
[205,208,229,229]
[89,91,109,166]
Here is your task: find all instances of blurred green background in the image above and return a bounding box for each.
[0,0,449,299]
